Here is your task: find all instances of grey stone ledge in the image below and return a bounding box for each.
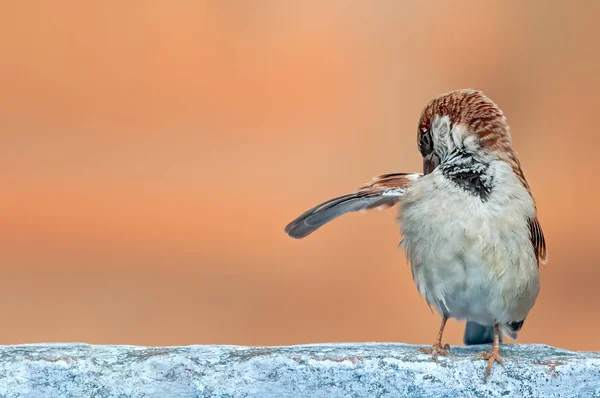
[0,343,599,397]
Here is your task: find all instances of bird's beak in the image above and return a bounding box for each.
[423,152,440,175]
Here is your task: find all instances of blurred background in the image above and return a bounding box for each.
[1,1,599,350]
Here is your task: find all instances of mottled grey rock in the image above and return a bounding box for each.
[0,343,598,397]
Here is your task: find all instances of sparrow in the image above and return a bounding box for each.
[284,89,547,382]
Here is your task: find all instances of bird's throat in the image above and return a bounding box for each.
[440,152,493,201]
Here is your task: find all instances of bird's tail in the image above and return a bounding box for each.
[463,322,502,345]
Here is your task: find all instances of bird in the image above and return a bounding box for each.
[284,89,547,382]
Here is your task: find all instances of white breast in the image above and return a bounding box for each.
[399,161,540,326]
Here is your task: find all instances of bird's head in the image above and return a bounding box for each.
[417,89,512,175]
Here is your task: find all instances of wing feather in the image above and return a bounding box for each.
[284,173,421,239]
[505,155,548,265]
[528,217,548,264]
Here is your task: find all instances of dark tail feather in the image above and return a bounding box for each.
[464,322,503,345]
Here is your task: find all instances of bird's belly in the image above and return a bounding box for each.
[399,191,540,326]
[413,254,538,326]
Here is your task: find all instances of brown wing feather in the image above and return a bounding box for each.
[284,173,421,239]
[493,150,548,265]
[509,156,548,265]
[528,217,548,265]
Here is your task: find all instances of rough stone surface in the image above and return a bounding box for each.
[0,343,598,397]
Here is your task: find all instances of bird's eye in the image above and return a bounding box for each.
[419,130,433,155]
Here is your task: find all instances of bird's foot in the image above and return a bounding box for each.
[419,343,450,362]
[478,346,504,382]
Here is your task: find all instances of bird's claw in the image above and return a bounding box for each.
[478,347,504,382]
[419,343,450,362]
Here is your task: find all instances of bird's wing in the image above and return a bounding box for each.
[505,155,548,265]
[528,217,548,264]
[284,173,421,239]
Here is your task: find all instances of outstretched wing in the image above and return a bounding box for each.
[284,173,421,239]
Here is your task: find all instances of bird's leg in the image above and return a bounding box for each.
[418,316,450,361]
[478,324,504,382]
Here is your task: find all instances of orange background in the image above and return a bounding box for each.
[1,1,599,350]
